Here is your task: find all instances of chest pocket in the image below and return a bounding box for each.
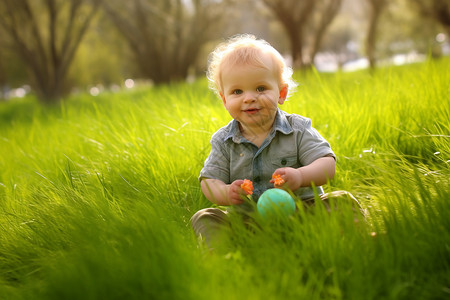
[271,156,299,168]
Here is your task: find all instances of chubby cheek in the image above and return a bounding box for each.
[266,100,278,110]
[225,101,241,116]
[261,99,278,112]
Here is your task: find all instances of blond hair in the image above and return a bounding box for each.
[207,34,297,98]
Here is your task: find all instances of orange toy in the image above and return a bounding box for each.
[272,174,285,187]
[240,179,254,195]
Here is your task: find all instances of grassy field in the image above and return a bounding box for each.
[0,58,449,299]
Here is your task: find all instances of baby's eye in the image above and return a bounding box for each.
[256,86,266,92]
[232,89,243,95]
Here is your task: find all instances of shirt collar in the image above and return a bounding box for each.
[272,108,293,135]
[223,108,293,143]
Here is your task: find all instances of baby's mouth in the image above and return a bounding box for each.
[243,108,260,113]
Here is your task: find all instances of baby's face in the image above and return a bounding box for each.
[220,54,287,132]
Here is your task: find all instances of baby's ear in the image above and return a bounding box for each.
[278,85,288,104]
[219,92,226,105]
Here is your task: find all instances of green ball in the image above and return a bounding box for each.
[257,189,296,219]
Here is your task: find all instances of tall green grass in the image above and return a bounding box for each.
[0,58,449,299]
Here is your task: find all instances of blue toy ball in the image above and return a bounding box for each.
[257,189,296,219]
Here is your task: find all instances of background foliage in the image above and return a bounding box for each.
[0,0,449,102]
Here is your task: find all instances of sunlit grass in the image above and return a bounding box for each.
[0,59,449,299]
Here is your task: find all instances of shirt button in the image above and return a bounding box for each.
[281,159,287,165]
[254,176,261,183]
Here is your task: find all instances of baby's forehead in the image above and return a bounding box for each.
[221,48,277,72]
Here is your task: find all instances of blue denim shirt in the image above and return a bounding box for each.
[200,109,335,209]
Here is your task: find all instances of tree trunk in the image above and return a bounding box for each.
[309,0,342,66]
[289,27,304,68]
[366,0,386,70]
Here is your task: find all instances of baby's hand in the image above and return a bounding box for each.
[227,180,246,205]
[271,168,303,191]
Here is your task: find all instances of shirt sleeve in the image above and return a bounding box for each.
[198,131,230,183]
[297,118,335,166]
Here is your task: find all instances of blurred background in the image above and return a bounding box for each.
[0,0,449,103]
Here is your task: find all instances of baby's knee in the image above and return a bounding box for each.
[321,191,366,216]
[191,208,231,249]
[191,208,228,233]
[192,207,226,222]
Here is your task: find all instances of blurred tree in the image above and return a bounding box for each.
[0,59,5,100]
[308,0,343,66]
[0,52,29,100]
[261,0,316,68]
[320,19,357,69]
[262,0,342,68]
[343,0,443,63]
[69,13,137,90]
[374,0,441,60]
[104,0,235,84]
[365,0,388,69]
[0,0,102,103]
[410,0,450,37]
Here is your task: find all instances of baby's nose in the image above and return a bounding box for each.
[243,91,257,102]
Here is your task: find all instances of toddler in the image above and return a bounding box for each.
[192,34,361,247]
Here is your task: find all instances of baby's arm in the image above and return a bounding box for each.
[201,178,246,206]
[272,156,336,191]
